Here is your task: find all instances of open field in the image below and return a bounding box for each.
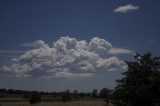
[0,100,111,106]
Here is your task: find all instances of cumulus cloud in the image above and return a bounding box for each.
[114,4,139,13]
[0,36,132,79]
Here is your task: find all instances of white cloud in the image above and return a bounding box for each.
[114,4,139,13]
[89,37,112,56]
[109,48,134,54]
[96,57,127,70]
[21,40,49,48]
[0,36,132,79]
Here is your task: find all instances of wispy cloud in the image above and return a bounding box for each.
[109,48,134,55]
[0,36,132,79]
[21,40,46,48]
[114,4,139,13]
[0,50,26,54]
[148,40,156,44]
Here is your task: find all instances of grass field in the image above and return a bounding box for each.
[0,100,111,106]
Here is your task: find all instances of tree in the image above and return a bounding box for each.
[29,91,41,104]
[23,94,29,99]
[91,89,98,98]
[62,89,71,102]
[112,53,160,106]
[73,90,78,99]
[100,88,110,98]
[79,92,85,98]
[100,88,111,104]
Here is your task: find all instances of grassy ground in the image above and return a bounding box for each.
[0,100,109,106]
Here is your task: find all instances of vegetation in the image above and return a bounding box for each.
[91,89,98,98]
[62,89,71,102]
[73,90,78,99]
[100,88,111,104]
[112,53,160,106]
[29,91,41,104]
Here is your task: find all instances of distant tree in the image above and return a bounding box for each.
[100,88,110,98]
[62,89,71,102]
[87,92,91,97]
[52,92,57,98]
[100,88,111,104]
[23,94,29,99]
[29,91,41,104]
[79,92,85,98]
[73,90,78,99]
[112,53,160,106]
[91,89,98,98]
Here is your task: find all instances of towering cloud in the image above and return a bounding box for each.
[0,36,133,79]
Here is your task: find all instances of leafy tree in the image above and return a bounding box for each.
[112,53,160,106]
[91,89,98,98]
[29,91,41,104]
[62,89,71,102]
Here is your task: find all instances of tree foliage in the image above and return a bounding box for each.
[112,53,160,106]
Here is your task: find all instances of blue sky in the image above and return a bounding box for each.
[0,0,160,92]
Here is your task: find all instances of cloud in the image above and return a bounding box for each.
[114,4,139,13]
[109,48,134,54]
[0,50,26,54]
[21,40,48,48]
[148,40,156,44]
[0,36,132,79]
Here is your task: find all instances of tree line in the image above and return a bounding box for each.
[0,88,111,104]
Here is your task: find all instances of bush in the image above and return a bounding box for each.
[29,91,41,104]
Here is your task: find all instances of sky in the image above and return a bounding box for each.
[0,0,160,92]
